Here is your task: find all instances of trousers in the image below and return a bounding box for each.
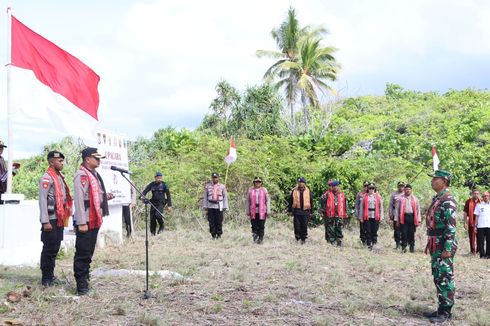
[293,214,309,241]
[207,208,224,238]
[40,219,64,281]
[74,227,99,290]
[324,217,343,244]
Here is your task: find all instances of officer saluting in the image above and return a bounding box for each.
[73,147,113,295]
[423,170,458,323]
[141,172,172,235]
[38,150,72,286]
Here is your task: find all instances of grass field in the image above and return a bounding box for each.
[1,216,489,325]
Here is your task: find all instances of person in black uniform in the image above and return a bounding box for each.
[141,172,172,235]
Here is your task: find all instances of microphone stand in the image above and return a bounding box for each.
[117,171,163,300]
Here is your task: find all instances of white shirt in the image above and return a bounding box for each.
[474,201,490,228]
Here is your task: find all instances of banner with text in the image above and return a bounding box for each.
[96,129,130,205]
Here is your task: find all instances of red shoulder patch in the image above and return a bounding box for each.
[42,181,49,189]
[80,175,88,187]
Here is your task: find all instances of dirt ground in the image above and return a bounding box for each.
[1,218,489,325]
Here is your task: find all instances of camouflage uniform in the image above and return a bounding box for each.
[319,189,347,246]
[426,188,458,315]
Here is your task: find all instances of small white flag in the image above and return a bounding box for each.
[432,145,440,171]
[224,137,237,165]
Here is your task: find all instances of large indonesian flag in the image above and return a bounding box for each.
[224,137,237,165]
[432,144,440,171]
[10,16,100,139]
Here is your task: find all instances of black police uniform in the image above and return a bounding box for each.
[142,181,172,234]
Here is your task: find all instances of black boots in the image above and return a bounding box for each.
[253,233,263,244]
[157,225,164,234]
[42,276,62,287]
[423,308,452,323]
[76,279,90,296]
[430,311,452,323]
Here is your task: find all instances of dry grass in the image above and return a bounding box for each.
[1,217,489,325]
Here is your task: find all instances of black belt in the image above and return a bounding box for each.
[368,208,375,211]
[427,229,444,236]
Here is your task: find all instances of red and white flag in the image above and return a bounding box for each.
[10,15,100,139]
[224,137,237,165]
[432,144,440,171]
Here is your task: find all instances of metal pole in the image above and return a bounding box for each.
[5,8,13,194]
[144,200,150,299]
[117,171,152,299]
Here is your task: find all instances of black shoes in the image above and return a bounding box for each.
[423,309,452,323]
[430,312,452,323]
[423,310,439,318]
[77,288,90,296]
[253,234,263,244]
[409,245,415,253]
[157,226,164,234]
[41,276,63,287]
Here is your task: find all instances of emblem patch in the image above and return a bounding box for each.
[80,175,88,186]
[42,181,49,189]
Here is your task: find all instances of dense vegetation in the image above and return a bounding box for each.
[13,85,490,224]
[11,8,490,222]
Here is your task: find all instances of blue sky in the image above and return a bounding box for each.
[1,0,490,158]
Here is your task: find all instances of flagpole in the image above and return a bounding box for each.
[5,7,13,194]
[224,163,230,186]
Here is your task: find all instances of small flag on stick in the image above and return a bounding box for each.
[432,144,440,171]
[224,137,237,165]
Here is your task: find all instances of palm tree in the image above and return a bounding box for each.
[257,7,301,122]
[256,7,340,129]
[283,36,339,127]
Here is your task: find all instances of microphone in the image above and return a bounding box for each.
[110,165,131,174]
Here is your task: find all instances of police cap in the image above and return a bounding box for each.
[47,150,65,160]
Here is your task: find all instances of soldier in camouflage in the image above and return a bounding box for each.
[423,170,457,323]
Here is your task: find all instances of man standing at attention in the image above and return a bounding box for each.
[245,177,270,244]
[423,170,457,323]
[73,147,113,295]
[203,172,228,239]
[141,172,172,235]
[355,181,369,245]
[394,184,421,253]
[473,191,490,259]
[288,177,313,244]
[389,181,405,249]
[38,151,72,286]
[358,182,384,250]
[320,180,347,247]
[463,189,480,255]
